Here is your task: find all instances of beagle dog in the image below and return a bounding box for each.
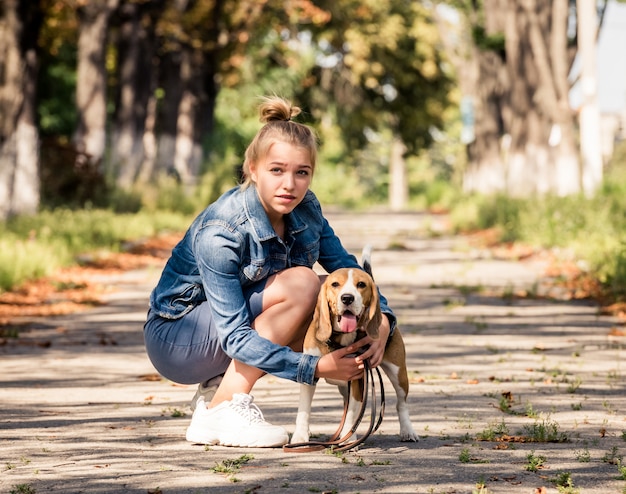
[290,251,418,445]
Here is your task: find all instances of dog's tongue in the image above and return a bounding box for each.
[340,313,357,333]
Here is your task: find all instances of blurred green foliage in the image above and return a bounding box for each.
[38,43,78,138]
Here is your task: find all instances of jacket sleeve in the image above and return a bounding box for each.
[193,224,320,384]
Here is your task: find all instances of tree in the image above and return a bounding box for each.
[111,0,282,187]
[110,0,163,188]
[444,0,610,197]
[2,0,456,215]
[0,0,44,219]
[73,0,120,174]
[297,0,453,209]
[577,0,603,197]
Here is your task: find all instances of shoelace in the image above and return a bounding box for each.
[230,395,266,425]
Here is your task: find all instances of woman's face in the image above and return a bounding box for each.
[249,140,313,225]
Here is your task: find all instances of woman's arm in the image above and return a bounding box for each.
[194,225,320,384]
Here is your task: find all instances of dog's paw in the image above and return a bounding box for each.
[290,429,310,444]
[399,429,419,442]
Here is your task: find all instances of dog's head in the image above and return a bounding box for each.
[313,268,382,344]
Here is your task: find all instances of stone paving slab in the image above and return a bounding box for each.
[1,211,625,494]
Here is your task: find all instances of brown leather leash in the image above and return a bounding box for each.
[283,359,386,453]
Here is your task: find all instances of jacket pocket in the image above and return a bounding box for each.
[242,258,270,283]
[170,283,202,312]
[290,241,319,267]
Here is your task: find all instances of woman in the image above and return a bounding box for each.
[144,96,397,448]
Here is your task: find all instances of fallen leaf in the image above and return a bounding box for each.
[0,235,178,326]
[139,374,161,382]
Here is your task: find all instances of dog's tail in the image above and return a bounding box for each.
[361,244,374,279]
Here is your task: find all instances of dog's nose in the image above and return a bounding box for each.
[341,293,354,305]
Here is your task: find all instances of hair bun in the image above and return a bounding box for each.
[259,96,302,123]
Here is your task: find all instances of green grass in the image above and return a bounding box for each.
[210,454,254,483]
[520,417,568,443]
[0,208,191,292]
[448,165,626,303]
[551,472,580,494]
[0,235,68,291]
[524,450,546,472]
[10,485,36,494]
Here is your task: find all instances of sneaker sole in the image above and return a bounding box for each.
[217,432,289,448]
[186,428,288,447]
[185,427,220,445]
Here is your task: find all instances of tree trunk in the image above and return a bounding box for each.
[136,80,159,186]
[463,0,509,194]
[577,0,603,196]
[389,137,408,211]
[464,49,508,194]
[73,0,119,174]
[0,0,43,219]
[172,4,222,187]
[520,0,579,196]
[155,51,182,180]
[462,0,580,197]
[111,0,161,189]
[173,45,205,185]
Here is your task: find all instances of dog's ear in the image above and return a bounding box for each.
[364,283,382,340]
[314,281,333,343]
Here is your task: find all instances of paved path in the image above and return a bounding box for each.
[1,212,625,494]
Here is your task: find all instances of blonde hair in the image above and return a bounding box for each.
[241,96,318,188]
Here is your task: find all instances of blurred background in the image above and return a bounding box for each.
[1,0,626,301]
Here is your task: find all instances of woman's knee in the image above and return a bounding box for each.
[280,266,320,304]
[264,266,320,311]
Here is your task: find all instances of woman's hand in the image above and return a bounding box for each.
[355,315,390,368]
[314,339,369,381]
[314,316,391,380]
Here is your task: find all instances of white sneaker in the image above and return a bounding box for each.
[185,393,289,447]
[190,375,223,411]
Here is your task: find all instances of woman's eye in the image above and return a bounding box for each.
[297,169,310,176]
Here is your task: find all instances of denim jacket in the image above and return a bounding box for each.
[149,185,396,385]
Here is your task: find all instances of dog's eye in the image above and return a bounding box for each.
[356,281,367,289]
[331,281,340,288]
